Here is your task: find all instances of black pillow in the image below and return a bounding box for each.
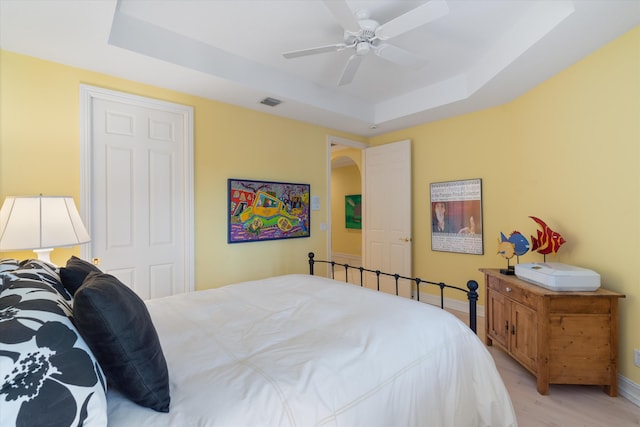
[73,272,170,412]
[60,256,102,296]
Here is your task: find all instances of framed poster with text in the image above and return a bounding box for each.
[430,179,483,254]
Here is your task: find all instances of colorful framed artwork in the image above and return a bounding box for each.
[345,194,362,229]
[430,178,483,255]
[228,178,310,243]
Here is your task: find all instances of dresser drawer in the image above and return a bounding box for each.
[487,275,537,310]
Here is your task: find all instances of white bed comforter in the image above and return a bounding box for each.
[107,274,517,427]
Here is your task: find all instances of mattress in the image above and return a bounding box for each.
[107,274,517,426]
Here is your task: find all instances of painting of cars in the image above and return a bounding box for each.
[228,179,310,243]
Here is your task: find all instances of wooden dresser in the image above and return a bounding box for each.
[480,268,624,396]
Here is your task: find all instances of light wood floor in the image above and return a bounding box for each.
[490,346,640,426]
[454,310,640,426]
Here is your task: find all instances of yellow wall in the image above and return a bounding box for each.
[369,26,640,385]
[0,50,361,288]
[331,163,362,255]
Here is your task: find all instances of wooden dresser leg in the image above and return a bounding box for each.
[604,384,618,397]
[536,378,549,395]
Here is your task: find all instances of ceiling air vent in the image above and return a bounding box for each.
[260,97,282,107]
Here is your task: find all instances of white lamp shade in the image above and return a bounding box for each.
[0,195,90,251]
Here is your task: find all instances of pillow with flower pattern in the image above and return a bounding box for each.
[0,259,72,300]
[0,259,20,290]
[0,273,108,426]
[0,258,20,273]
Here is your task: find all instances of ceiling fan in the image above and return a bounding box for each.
[282,0,449,86]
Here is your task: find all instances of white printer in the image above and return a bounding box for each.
[514,262,600,291]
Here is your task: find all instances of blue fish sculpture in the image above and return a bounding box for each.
[500,231,530,257]
[497,239,514,259]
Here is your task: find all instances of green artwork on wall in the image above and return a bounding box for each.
[345,194,362,229]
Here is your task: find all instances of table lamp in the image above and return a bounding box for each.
[0,195,90,264]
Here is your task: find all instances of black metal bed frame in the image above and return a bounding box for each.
[307,252,479,334]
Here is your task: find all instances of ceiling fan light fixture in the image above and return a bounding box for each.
[359,19,378,34]
[356,42,370,55]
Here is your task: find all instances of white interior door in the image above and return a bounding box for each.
[80,86,194,299]
[364,140,412,297]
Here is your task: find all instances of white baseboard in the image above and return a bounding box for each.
[331,252,362,267]
[419,293,485,318]
[330,253,363,284]
[619,374,640,407]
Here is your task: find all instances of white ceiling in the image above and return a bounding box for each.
[1,0,638,137]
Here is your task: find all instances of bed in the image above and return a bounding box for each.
[0,256,517,427]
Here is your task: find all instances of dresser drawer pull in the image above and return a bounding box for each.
[505,287,512,293]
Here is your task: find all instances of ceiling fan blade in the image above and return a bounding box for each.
[283,43,347,59]
[322,0,361,34]
[338,54,363,86]
[374,43,426,69]
[375,0,449,40]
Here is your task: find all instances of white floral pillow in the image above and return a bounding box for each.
[0,259,20,290]
[0,276,108,426]
[1,259,71,300]
[0,258,20,273]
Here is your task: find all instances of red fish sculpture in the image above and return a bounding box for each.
[529,216,566,256]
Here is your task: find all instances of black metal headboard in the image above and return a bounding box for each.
[307,252,479,334]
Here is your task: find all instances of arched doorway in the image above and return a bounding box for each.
[331,150,362,269]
